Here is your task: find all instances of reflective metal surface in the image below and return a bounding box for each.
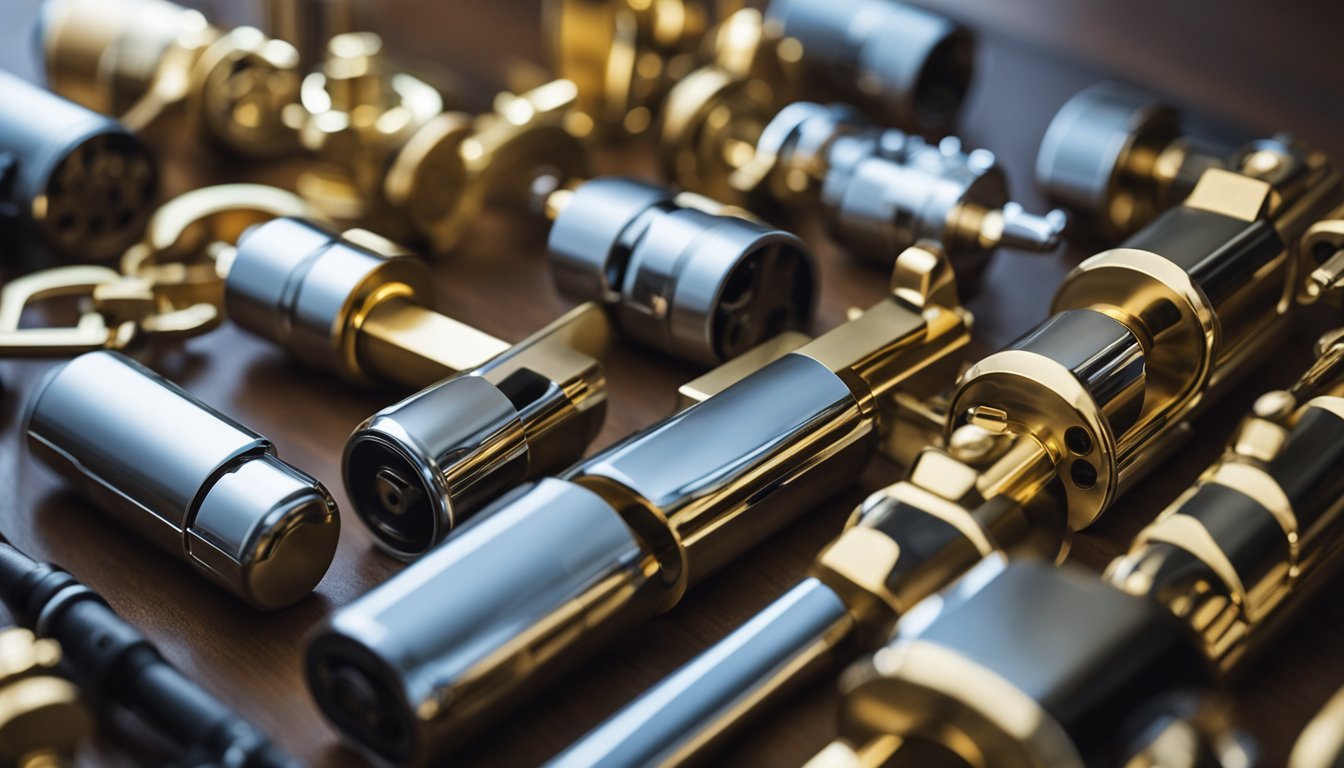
[547,177,817,365]
[0,70,156,263]
[763,0,974,133]
[307,478,650,766]
[25,351,339,610]
[547,578,852,768]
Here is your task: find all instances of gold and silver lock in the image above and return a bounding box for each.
[25,351,341,610]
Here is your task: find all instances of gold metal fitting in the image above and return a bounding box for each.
[1290,685,1344,768]
[1106,324,1344,671]
[299,34,590,252]
[1300,210,1344,304]
[546,0,708,136]
[0,628,92,768]
[40,0,303,157]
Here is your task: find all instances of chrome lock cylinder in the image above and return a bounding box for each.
[25,351,340,610]
[543,176,817,366]
[0,71,157,263]
[762,0,975,134]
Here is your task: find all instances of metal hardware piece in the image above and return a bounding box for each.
[39,0,303,157]
[0,540,300,767]
[761,0,975,134]
[0,627,91,768]
[661,81,1066,275]
[545,156,1344,768]
[814,346,1344,766]
[542,176,817,365]
[546,0,707,136]
[306,242,973,765]
[0,71,157,263]
[25,351,340,610]
[1036,81,1328,241]
[1290,685,1344,768]
[222,216,611,554]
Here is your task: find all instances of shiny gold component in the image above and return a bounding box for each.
[40,0,303,157]
[0,628,92,768]
[299,34,588,252]
[546,0,708,136]
[676,330,810,406]
[1300,212,1344,304]
[1107,326,1344,670]
[1290,685,1344,768]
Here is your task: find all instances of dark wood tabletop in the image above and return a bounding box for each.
[2,1,1343,766]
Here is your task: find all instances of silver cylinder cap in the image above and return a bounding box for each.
[189,453,340,610]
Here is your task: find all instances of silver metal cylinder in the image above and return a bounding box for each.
[547,177,816,365]
[0,70,156,262]
[25,351,340,610]
[821,131,1006,266]
[306,477,651,766]
[764,0,974,133]
[224,217,434,379]
[343,374,528,560]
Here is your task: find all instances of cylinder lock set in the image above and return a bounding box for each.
[0,0,1341,766]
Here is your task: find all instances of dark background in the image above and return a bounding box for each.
[1,0,1342,765]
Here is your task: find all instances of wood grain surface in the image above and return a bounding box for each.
[1,1,1342,766]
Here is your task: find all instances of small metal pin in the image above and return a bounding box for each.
[995,203,1069,252]
[966,405,1009,433]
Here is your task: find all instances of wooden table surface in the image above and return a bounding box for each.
[2,1,1343,766]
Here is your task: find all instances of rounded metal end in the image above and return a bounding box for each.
[1035,82,1180,234]
[343,375,527,561]
[191,453,340,610]
[306,629,417,764]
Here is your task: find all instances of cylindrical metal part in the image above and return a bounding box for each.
[547,578,852,768]
[1003,309,1148,436]
[25,351,339,610]
[344,375,528,559]
[1267,404,1344,531]
[0,543,299,767]
[38,0,206,117]
[764,0,974,134]
[225,217,435,383]
[0,70,156,262]
[820,131,1007,272]
[262,0,365,69]
[307,478,655,766]
[835,561,1209,766]
[547,177,816,365]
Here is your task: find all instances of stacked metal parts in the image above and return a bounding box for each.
[0,0,1338,766]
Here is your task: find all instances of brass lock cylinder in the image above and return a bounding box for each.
[547,177,816,365]
[0,71,157,263]
[763,0,975,133]
[25,351,340,610]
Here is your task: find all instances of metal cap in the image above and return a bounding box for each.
[343,374,528,560]
[188,453,339,611]
[1035,82,1179,227]
[225,217,435,381]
